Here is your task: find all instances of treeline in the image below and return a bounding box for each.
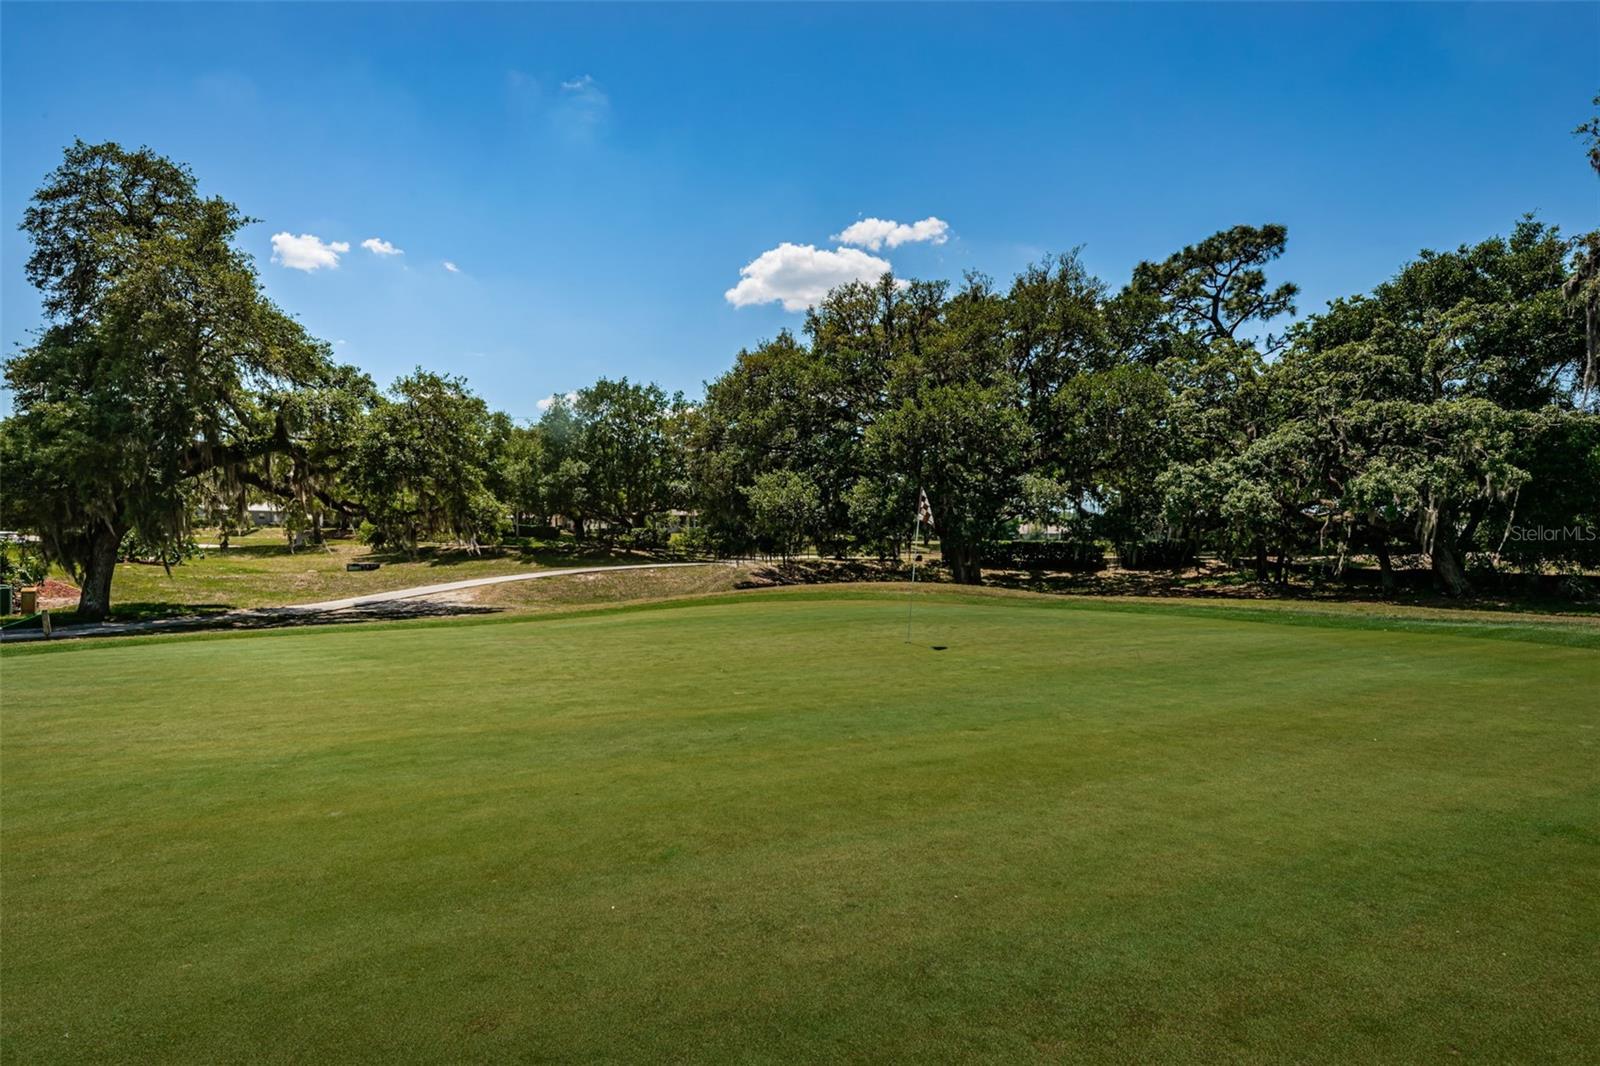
[3,141,1599,620]
[569,219,1597,596]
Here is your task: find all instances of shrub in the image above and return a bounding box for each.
[629,526,664,550]
[117,530,199,567]
[0,539,49,585]
[1114,540,1197,571]
[979,540,1106,572]
[668,529,710,558]
[517,525,563,542]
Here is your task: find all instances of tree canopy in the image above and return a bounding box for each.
[2,142,349,618]
[4,138,1597,618]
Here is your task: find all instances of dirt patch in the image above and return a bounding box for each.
[35,579,81,609]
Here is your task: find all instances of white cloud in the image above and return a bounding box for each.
[270,232,350,272]
[506,71,611,143]
[361,237,403,256]
[555,74,610,138]
[442,260,460,273]
[724,242,893,312]
[536,391,579,413]
[832,216,950,252]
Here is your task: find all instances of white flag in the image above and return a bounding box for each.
[916,488,935,529]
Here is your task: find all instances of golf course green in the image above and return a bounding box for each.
[3,588,1596,1062]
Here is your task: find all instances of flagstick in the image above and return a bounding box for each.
[905,512,919,643]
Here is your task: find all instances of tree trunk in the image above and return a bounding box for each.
[1375,543,1395,594]
[941,533,962,583]
[1457,499,1487,556]
[941,536,982,585]
[1254,542,1269,582]
[1430,538,1471,596]
[75,524,123,622]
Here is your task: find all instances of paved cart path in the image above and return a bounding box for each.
[2,562,726,643]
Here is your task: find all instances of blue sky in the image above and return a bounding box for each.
[3,2,1596,419]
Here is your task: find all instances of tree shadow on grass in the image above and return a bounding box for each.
[4,601,234,630]
[5,599,503,642]
[231,600,504,630]
[986,566,1600,616]
[357,544,658,570]
[754,558,1600,618]
[188,540,679,572]
[193,543,299,559]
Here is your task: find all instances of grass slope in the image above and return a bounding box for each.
[464,561,753,612]
[37,533,652,622]
[3,589,1596,1063]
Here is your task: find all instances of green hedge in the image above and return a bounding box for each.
[1113,541,1197,570]
[980,541,1106,572]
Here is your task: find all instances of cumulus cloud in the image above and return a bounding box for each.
[832,216,950,252]
[442,260,461,273]
[724,242,893,312]
[361,237,403,256]
[270,232,350,272]
[536,391,579,413]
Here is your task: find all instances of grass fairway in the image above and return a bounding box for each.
[2,589,1596,1063]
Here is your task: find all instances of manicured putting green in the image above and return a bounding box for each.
[3,589,1596,1062]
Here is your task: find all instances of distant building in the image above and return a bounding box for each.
[1016,522,1067,540]
[248,502,286,527]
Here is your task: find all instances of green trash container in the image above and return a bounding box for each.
[0,585,12,615]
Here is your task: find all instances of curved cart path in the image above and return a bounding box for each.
[2,562,727,643]
[284,561,719,611]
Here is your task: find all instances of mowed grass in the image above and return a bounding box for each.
[2,588,1596,1063]
[465,560,755,611]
